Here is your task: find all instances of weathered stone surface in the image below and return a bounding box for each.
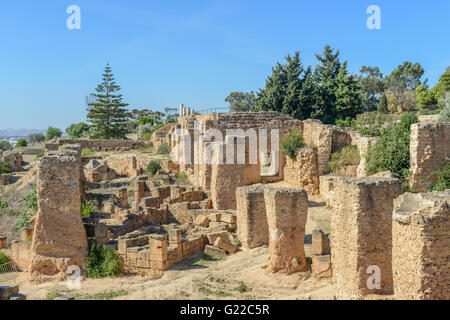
[329,176,402,299]
[283,147,319,195]
[236,185,269,249]
[214,237,237,254]
[311,230,330,255]
[29,152,88,282]
[206,231,229,245]
[0,285,19,300]
[0,174,11,186]
[312,255,332,280]
[409,122,450,192]
[194,214,210,227]
[0,236,6,249]
[1,152,22,171]
[264,187,308,274]
[204,245,226,257]
[392,191,450,300]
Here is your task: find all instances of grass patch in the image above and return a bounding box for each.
[190,253,223,266]
[15,211,33,232]
[45,291,61,300]
[0,160,11,174]
[281,129,304,160]
[81,148,96,157]
[328,145,360,172]
[35,153,44,160]
[81,201,95,218]
[234,282,248,293]
[176,172,188,184]
[137,146,154,153]
[82,289,128,300]
[23,186,38,211]
[199,287,232,297]
[0,252,11,264]
[156,142,170,155]
[0,199,8,209]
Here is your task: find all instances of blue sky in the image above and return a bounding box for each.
[0,0,449,130]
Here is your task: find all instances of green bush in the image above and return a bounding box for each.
[81,148,96,157]
[438,92,450,122]
[365,113,418,180]
[142,132,152,139]
[23,186,38,211]
[0,199,8,208]
[430,162,450,191]
[335,117,352,128]
[45,126,62,141]
[15,138,27,148]
[35,153,44,160]
[15,211,33,232]
[66,122,90,139]
[0,252,11,265]
[0,161,11,174]
[176,172,188,184]
[82,201,95,218]
[281,129,304,160]
[351,112,393,137]
[0,140,13,151]
[146,160,162,176]
[85,239,122,278]
[27,133,45,144]
[328,145,360,172]
[156,143,170,155]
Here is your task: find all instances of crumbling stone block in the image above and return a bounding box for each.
[204,245,226,258]
[329,176,402,299]
[30,152,88,282]
[0,285,19,300]
[392,191,450,300]
[312,255,331,280]
[264,187,309,274]
[206,231,229,245]
[20,228,33,242]
[168,228,182,246]
[116,188,128,209]
[214,237,237,254]
[283,147,319,195]
[312,229,330,255]
[0,236,6,249]
[194,214,210,227]
[236,186,269,249]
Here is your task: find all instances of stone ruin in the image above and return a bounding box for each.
[0,111,448,300]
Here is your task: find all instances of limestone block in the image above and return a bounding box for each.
[206,231,229,245]
[204,245,226,258]
[264,187,309,274]
[0,236,6,249]
[214,237,237,254]
[194,214,210,227]
[312,230,329,255]
[312,255,332,280]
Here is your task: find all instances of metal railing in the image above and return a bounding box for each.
[0,262,19,286]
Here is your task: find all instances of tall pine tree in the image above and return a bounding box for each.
[87,63,130,139]
[313,45,341,124]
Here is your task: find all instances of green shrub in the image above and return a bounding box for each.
[27,133,45,144]
[156,143,170,155]
[335,117,352,128]
[176,172,188,184]
[15,211,33,232]
[0,252,11,265]
[85,239,122,278]
[0,140,13,151]
[438,92,450,122]
[328,145,360,172]
[142,132,152,139]
[351,112,393,137]
[82,201,95,218]
[281,129,304,160]
[146,160,162,175]
[35,153,44,160]
[45,126,62,141]
[81,148,96,157]
[23,186,38,211]
[0,199,8,208]
[0,161,11,174]
[15,138,27,148]
[365,113,418,180]
[430,162,450,191]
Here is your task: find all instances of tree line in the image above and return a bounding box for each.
[226,45,450,125]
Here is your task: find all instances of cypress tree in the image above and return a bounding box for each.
[87,63,130,139]
[335,61,363,120]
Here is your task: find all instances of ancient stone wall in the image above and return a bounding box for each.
[410,122,450,192]
[392,191,450,300]
[0,152,22,171]
[29,150,88,282]
[264,187,309,274]
[46,138,150,151]
[236,186,269,249]
[283,147,319,195]
[329,176,402,299]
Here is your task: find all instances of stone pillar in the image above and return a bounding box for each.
[116,188,128,209]
[392,191,450,300]
[236,186,269,249]
[168,228,182,246]
[29,152,88,282]
[149,234,168,274]
[20,228,33,242]
[329,177,402,299]
[263,187,309,274]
